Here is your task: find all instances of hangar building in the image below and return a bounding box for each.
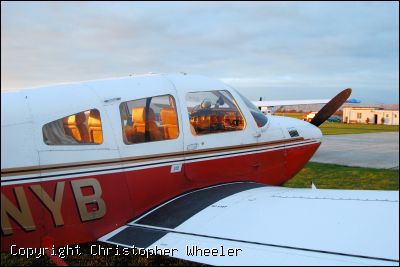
[342,107,399,125]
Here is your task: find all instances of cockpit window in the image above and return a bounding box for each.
[186,90,245,135]
[235,90,268,128]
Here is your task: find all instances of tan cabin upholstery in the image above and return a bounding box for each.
[88,110,103,144]
[123,118,136,144]
[128,107,145,143]
[63,113,89,143]
[129,107,162,143]
[63,116,80,142]
[198,115,211,130]
[160,108,179,139]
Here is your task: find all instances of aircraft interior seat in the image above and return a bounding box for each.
[63,113,89,143]
[146,108,163,141]
[189,114,211,132]
[131,107,163,143]
[76,113,90,143]
[160,108,179,139]
[123,124,135,144]
[198,115,211,130]
[63,115,80,142]
[189,116,199,134]
[130,107,146,143]
[191,116,199,126]
[224,114,232,126]
[216,114,225,123]
[210,114,225,130]
[210,115,217,126]
[88,110,103,144]
[224,112,241,126]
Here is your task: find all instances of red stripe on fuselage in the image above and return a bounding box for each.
[1,142,320,251]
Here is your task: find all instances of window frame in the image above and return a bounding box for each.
[234,89,269,129]
[119,94,180,145]
[42,108,104,146]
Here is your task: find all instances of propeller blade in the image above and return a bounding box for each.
[310,88,352,127]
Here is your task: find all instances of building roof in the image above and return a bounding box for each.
[343,107,399,112]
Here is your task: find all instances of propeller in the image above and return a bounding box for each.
[310,88,352,127]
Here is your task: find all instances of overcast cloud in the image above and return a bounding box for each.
[1,1,398,103]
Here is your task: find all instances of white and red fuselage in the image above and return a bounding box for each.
[1,74,322,251]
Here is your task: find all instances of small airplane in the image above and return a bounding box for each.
[1,73,398,266]
[253,96,361,114]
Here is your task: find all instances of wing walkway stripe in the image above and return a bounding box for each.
[134,182,264,228]
[109,182,264,246]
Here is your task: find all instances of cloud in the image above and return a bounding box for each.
[1,1,399,103]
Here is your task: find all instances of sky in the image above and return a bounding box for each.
[1,1,399,103]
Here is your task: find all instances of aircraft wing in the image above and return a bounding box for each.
[252,98,360,108]
[252,99,331,108]
[100,182,399,266]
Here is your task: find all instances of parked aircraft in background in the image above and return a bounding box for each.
[1,74,398,265]
[254,96,361,114]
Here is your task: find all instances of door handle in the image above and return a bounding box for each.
[253,132,261,137]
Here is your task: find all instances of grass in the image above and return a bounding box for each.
[319,123,399,135]
[284,162,399,190]
[275,112,304,120]
[2,163,398,266]
[274,112,399,135]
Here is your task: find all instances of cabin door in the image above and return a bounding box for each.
[176,88,259,187]
[113,91,187,216]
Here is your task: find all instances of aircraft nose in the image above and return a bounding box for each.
[273,115,322,142]
[300,120,322,141]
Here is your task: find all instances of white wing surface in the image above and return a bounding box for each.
[100,182,399,266]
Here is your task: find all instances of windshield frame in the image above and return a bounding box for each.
[233,89,269,129]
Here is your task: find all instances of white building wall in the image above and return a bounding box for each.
[394,111,399,125]
[342,108,399,125]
